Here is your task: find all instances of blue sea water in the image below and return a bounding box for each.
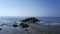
[0,17,60,25]
[0,17,60,34]
[37,17,60,25]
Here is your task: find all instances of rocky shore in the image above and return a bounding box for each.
[0,17,59,34]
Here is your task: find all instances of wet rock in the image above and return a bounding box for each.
[12,21,19,27]
[0,28,2,30]
[21,17,40,24]
[12,24,19,27]
[20,23,29,28]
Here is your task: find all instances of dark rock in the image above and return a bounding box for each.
[0,28,2,30]
[20,23,29,28]
[12,21,19,27]
[12,24,19,27]
[21,17,40,23]
[20,23,24,26]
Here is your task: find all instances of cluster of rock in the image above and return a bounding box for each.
[20,17,40,28]
[20,23,29,28]
[21,17,40,23]
[0,17,40,31]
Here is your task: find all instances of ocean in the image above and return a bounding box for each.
[0,17,60,34]
[37,17,60,25]
[0,17,60,24]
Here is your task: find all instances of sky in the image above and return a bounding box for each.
[0,0,60,17]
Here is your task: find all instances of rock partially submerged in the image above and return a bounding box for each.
[20,23,29,28]
[0,28,2,30]
[12,21,19,27]
[12,24,19,27]
[20,17,40,28]
[21,17,40,24]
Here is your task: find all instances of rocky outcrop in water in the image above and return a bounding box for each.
[20,23,29,28]
[21,17,40,24]
[0,28,2,30]
[20,17,40,28]
[12,24,19,27]
[12,21,19,27]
